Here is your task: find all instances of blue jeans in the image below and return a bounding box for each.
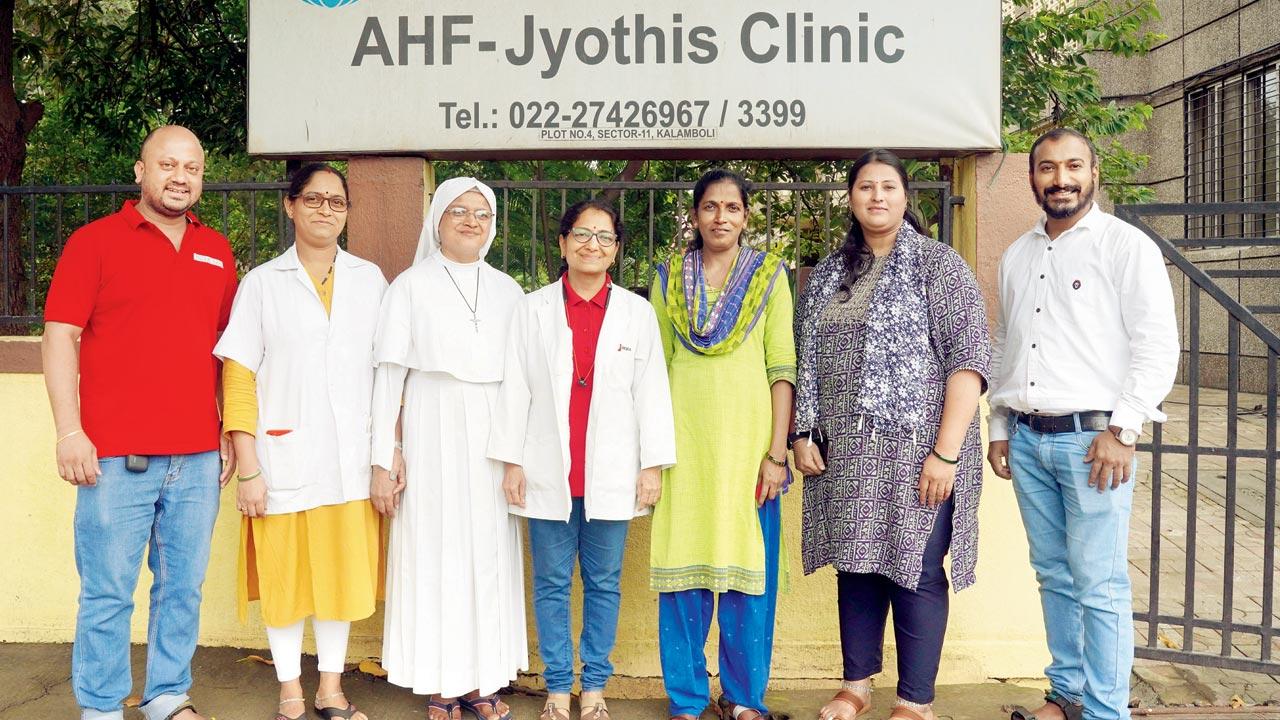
[527,498,630,694]
[72,452,221,720]
[1008,417,1136,720]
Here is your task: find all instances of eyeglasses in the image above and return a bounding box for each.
[444,206,495,223]
[298,192,348,212]
[568,227,618,247]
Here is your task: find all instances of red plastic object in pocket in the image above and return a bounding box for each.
[264,429,292,437]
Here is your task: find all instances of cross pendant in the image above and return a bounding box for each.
[470,316,480,332]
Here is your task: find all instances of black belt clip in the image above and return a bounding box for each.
[1014,410,1110,434]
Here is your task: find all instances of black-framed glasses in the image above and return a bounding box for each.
[569,227,618,247]
[444,206,495,223]
[299,192,349,212]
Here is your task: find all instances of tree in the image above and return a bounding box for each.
[1001,0,1165,203]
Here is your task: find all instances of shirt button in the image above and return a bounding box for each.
[1032,343,1037,348]
[1048,246,1053,251]
[1030,381,1036,386]
[1036,308,1041,313]
[1040,274,1045,279]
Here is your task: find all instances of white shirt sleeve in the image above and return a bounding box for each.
[213,272,265,372]
[1110,230,1180,432]
[487,303,533,466]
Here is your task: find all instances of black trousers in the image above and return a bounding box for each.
[836,497,953,704]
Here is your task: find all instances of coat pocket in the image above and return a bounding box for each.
[263,430,305,491]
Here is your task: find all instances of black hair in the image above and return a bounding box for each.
[1028,127,1098,173]
[556,198,623,277]
[837,149,926,291]
[690,168,751,250]
[286,162,350,204]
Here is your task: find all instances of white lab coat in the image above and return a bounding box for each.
[488,279,677,522]
[214,246,388,515]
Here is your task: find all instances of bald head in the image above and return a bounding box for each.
[134,125,205,220]
[139,125,204,163]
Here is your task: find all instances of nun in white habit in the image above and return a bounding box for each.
[371,177,527,720]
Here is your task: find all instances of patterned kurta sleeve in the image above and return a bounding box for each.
[763,267,797,386]
[926,248,992,390]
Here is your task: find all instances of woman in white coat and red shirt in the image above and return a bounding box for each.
[489,199,677,720]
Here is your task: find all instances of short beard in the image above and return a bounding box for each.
[1039,182,1095,219]
[146,189,196,218]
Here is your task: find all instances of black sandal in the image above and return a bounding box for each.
[314,692,364,720]
[1008,691,1083,720]
[460,693,513,720]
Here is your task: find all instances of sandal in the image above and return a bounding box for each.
[314,692,365,720]
[274,696,306,720]
[163,702,200,720]
[818,687,870,720]
[582,702,611,720]
[888,706,930,720]
[541,702,571,720]
[461,693,513,720]
[431,698,464,720]
[715,694,770,720]
[1007,691,1084,720]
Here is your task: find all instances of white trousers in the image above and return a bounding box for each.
[265,618,351,682]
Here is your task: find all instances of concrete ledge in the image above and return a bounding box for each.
[0,336,41,373]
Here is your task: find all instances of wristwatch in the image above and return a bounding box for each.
[1109,425,1139,447]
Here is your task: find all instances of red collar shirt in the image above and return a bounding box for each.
[564,274,611,497]
[44,200,238,456]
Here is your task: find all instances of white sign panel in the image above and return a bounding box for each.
[248,1,1001,156]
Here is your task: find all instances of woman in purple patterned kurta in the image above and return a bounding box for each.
[792,151,991,720]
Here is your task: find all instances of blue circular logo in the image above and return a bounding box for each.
[300,0,361,7]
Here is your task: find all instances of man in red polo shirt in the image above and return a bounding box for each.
[42,125,237,720]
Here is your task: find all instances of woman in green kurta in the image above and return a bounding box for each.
[649,169,796,720]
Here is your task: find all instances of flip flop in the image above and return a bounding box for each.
[460,694,513,720]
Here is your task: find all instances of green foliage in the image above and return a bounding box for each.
[1002,0,1164,203]
[17,0,247,157]
[8,0,1164,302]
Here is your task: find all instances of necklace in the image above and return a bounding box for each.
[442,264,481,332]
[562,278,612,387]
[318,262,334,286]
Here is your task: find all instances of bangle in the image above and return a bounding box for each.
[56,429,84,445]
[931,449,959,465]
[237,469,262,483]
[764,452,787,467]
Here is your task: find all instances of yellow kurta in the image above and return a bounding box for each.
[648,255,797,595]
[223,268,384,627]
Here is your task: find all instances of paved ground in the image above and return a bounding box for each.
[1127,385,1280,704]
[0,644,1049,720]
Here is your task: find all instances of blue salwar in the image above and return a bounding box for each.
[658,497,781,717]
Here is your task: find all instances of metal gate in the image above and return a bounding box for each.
[1116,201,1280,672]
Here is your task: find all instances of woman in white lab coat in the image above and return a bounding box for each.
[489,198,676,720]
[370,177,527,720]
[216,162,387,720]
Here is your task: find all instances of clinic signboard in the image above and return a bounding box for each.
[249,1,1001,156]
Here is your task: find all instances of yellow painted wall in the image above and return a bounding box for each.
[1,365,1047,688]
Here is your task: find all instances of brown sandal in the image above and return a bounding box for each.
[819,689,869,720]
[888,706,930,720]
[541,702,571,720]
[582,703,611,720]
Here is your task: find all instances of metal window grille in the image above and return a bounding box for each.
[1185,57,1280,240]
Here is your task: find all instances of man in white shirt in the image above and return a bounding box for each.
[987,128,1179,720]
